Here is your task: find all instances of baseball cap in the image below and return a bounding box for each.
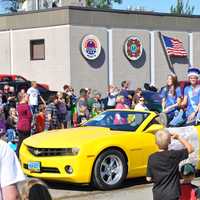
[180,163,196,176]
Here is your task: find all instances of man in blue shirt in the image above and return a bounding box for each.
[119,80,132,108]
[182,67,200,124]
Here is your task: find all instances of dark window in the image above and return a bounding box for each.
[84,111,149,132]
[30,39,45,60]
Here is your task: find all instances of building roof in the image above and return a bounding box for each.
[0,6,200,31]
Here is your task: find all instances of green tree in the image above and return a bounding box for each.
[170,0,195,15]
[86,0,122,9]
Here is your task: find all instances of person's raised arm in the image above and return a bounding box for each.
[172,133,193,154]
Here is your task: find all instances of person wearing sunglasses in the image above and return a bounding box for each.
[134,96,149,111]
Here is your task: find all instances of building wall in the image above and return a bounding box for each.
[193,32,200,66]
[69,25,108,95]
[112,29,150,89]
[11,25,70,91]
[0,8,200,93]
[0,32,11,73]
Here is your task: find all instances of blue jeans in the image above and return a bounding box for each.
[168,110,185,127]
[30,105,39,115]
[6,129,16,142]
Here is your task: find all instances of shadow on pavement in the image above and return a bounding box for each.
[46,177,150,192]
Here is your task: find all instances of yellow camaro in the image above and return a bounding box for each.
[19,110,200,190]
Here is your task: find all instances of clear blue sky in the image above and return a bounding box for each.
[113,0,200,14]
[0,0,199,14]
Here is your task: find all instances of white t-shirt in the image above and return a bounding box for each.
[134,103,149,111]
[0,140,25,199]
[27,87,40,106]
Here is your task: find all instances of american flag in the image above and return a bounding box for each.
[161,34,187,57]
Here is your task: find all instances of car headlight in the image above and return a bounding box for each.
[65,148,80,156]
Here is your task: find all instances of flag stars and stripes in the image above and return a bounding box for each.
[161,34,188,57]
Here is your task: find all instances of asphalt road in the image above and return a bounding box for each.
[47,177,200,200]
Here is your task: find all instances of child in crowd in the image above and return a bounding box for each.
[134,96,149,111]
[179,163,200,200]
[6,107,17,142]
[115,95,129,110]
[146,129,193,200]
[19,178,52,200]
[56,92,67,129]
[45,96,58,131]
[91,90,103,117]
[35,104,45,133]
[76,88,89,125]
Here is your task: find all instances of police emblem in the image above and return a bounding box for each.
[81,35,101,60]
[124,36,143,61]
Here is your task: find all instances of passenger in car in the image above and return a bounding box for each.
[160,74,183,126]
[182,67,200,125]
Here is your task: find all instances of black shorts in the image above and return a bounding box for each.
[58,113,66,123]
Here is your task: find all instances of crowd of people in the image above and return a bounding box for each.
[0,67,199,152]
[0,66,200,199]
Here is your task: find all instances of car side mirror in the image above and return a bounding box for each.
[144,124,164,133]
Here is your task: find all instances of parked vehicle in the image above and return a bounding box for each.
[0,74,56,101]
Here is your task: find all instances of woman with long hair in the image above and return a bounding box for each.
[160,74,183,126]
[16,95,32,157]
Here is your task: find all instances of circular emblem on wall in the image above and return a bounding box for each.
[124,36,143,61]
[81,35,101,60]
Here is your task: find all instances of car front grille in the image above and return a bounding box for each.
[23,164,60,174]
[28,146,69,157]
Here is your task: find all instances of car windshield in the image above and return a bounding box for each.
[84,110,149,131]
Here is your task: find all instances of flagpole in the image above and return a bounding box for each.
[158,31,176,75]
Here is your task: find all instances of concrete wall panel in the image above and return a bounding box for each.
[69,25,108,95]
[112,29,150,89]
[0,32,11,73]
[12,26,70,91]
[193,32,200,66]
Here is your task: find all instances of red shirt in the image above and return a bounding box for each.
[17,103,32,132]
[36,113,45,133]
[180,183,198,200]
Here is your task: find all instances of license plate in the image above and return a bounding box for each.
[28,161,41,172]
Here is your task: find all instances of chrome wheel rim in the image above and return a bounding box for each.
[100,155,123,185]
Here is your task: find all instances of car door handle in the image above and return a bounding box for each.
[130,148,143,151]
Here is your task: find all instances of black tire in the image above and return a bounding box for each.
[92,149,128,190]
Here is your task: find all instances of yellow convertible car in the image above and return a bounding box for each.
[19,110,200,190]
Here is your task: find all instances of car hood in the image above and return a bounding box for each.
[23,127,111,148]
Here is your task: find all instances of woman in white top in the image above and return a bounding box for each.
[134,96,149,111]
